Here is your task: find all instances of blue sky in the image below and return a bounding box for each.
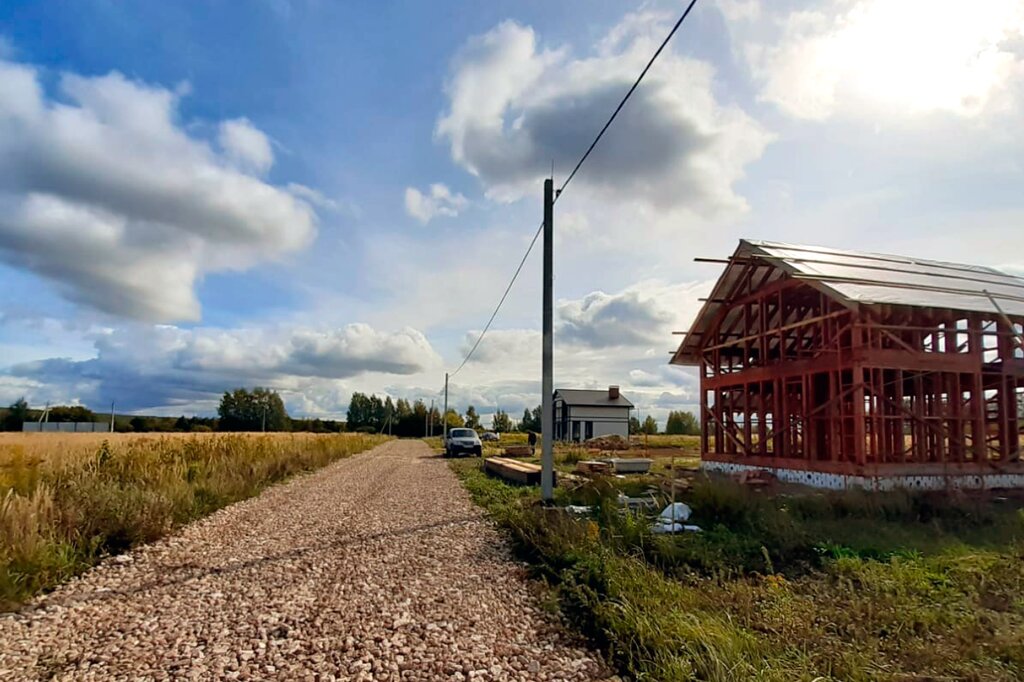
[1,0,1023,424]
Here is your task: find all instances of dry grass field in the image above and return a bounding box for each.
[0,431,387,610]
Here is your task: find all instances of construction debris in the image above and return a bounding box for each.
[617,492,658,512]
[651,502,699,534]
[575,460,613,476]
[584,434,629,451]
[604,457,653,474]
[652,521,702,534]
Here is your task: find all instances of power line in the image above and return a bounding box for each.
[446,1,699,377]
[556,0,700,201]
[448,218,544,376]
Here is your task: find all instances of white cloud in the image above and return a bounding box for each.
[441,279,711,421]
[436,15,772,213]
[558,280,706,349]
[218,117,274,174]
[738,0,1024,120]
[0,60,317,322]
[404,183,468,223]
[3,323,442,416]
[717,0,761,23]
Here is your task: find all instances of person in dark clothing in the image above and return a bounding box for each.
[527,430,537,455]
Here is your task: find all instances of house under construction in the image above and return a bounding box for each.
[670,240,1024,490]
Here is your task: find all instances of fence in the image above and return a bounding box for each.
[22,422,111,433]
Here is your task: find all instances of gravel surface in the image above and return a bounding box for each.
[0,440,611,681]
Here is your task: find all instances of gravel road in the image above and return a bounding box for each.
[0,440,610,681]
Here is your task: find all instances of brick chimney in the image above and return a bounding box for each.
[608,385,620,400]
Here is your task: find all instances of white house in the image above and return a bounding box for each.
[553,386,632,442]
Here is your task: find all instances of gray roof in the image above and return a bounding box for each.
[554,388,634,408]
[672,239,1024,365]
[748,240,1024,314]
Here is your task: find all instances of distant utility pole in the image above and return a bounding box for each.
[109,401,115,433]
[541,178,554,502]
[262,403,267,433]
[429,399,434,437]
[443,373,449,441]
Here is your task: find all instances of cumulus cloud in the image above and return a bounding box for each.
[404,183,468,223]
[458,328,539,364]
[0,59,317,322]
[436,15,772,212]
[734,0,1024,120]
[3,323,442,415]
[557,280,708,349]
[218,117,274,174]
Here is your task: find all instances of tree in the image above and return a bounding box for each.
[218,387,289,431]
[641,415,658,435]
[130,416,152,432]
[464,405,480,430]
[443,409,465,429]
[3,397,28,431]
[518,405,542,433]
[47,405,96,423]
[346,392,373,431]
[665,410,700,435]
[491,409,512,433]
[629,416,641,435]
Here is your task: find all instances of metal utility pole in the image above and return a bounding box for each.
[443,373,449,441]
[109,401,115,433]
[541,178,554,502]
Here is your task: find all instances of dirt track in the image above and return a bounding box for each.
[0,440,607,681]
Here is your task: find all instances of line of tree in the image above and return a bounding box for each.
[347,392,444,437]
[630,410,700,435]
[2,392,344,433]
[629,415,659,435]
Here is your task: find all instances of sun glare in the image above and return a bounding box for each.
[834,0,1022,115]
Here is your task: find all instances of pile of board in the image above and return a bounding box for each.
[484,457,552,485]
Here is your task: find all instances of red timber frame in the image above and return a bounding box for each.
[697,260,1024,477]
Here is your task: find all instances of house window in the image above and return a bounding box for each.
[585,421,593,440]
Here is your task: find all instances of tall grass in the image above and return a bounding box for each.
[0,432,386,610]
[452,460,1024,681]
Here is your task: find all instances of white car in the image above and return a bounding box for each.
[445,428,482,457]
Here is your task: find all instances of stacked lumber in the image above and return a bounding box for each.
[484,457,553,485]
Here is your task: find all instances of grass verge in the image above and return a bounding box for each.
[450,458,1024,681]
[1,432,387,610]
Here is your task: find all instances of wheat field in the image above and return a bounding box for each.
[0,431,387,609]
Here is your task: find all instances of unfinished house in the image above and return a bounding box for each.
[670,240,1024,490]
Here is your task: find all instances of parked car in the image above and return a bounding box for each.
[445,428,482,457]
[480,432,500,442]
